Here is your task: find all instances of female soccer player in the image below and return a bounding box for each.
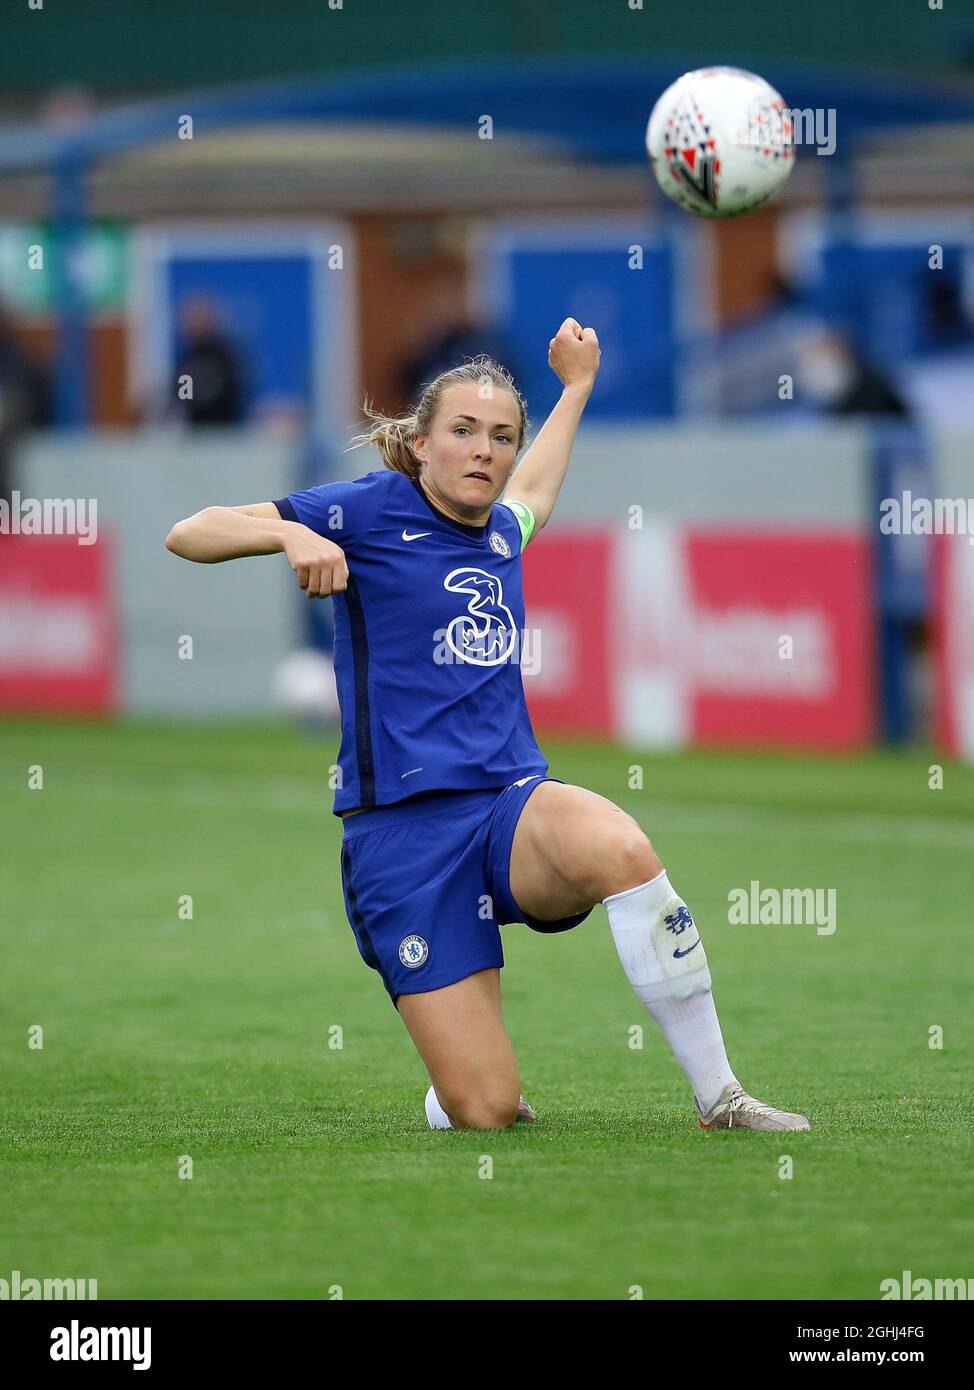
[165,318,809,1134]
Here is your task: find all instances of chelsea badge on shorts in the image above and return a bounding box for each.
[488,530,511,558]
[399,934,429,968]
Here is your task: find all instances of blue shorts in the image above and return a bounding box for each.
[339,776,593,1005]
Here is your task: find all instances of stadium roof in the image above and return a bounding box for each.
[8,59,973,424]
[1,58,971,176]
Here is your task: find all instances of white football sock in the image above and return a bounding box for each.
[604,869,739,1115]
[425,1084,453,1130]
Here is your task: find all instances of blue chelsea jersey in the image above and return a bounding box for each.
[273,469,549,815]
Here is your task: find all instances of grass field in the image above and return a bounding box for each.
[2,718,972,1300]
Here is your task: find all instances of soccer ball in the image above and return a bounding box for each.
[646,66,795,219]
[273,648,340,728]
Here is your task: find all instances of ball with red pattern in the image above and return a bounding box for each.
[646,66,796,219]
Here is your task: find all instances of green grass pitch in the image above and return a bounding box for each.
[2,718,972,1300]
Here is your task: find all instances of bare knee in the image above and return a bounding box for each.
[441,1087,520,1130]
[603,822,662,897]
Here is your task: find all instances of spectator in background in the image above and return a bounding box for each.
[173,296,246,426]
[905,275,974,426]
[798,328,910,418]
[400,277,516,405]
[923,275,974,351]
[0,301,52,503]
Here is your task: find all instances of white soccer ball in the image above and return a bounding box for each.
[646,66,796,219]
[273,648,340,727]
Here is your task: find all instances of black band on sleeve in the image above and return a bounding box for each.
[273,497,299,523]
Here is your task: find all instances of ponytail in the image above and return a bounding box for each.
[348,405,421,479]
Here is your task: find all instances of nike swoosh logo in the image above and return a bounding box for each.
[673,939,702,958]
[402,530,432,542]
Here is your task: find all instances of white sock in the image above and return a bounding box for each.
[604,870,739,1115]
[425,1084,453,1129]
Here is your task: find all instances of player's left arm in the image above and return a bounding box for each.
[503,317,600,534]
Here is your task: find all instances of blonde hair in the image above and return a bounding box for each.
[348,355,529,481]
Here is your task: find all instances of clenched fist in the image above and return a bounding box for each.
[548,317,601,392]
[283,523,349,599]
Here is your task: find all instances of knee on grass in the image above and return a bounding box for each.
[441,1087,520,1130]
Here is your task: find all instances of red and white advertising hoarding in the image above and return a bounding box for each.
[935,532,974,760]
[0,533,118,715]
[524,523,874,750]
[521,528,614,734]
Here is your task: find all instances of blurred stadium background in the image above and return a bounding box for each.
[2,0,974,745]
[3,1,974,1302]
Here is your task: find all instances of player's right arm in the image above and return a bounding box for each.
[164,502,348,598]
